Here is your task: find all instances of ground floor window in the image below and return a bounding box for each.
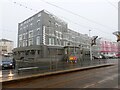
[29,38,33,46]
[36,36,40,45]
[48,37,55,45]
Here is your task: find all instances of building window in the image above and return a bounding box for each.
[49,28,55,36]
[49,20,51,25]
[20,23,23,27]
[19,41,23,47]
[26,25,28,28]
[2,46,7,50]
[36,36,40,45]
[56,31,58,38]
[48,38,52,45]
[23,40,26,47]
[29,38,33,46]
[55,23,58,27]
[30,17,33,22]
[56,31,62,39]
[59,40,61,45]
[20,28,22,31]
[37,28,40,35]
[30,23,33,28]
[56,39,61,45]
[48,38,54,45]
[25,33,28,39]
[52,38,55,45]
[23,33,26,39]
[63,34,68,40]
[3,41,6,44]
[26,40,28,46]
[19,35,22,40]
[29,31,33,38]
[63,41,65,46]
[59,32,62,39]
[63,41,68,46]
[38,13,41,17]
[37,20,40,25]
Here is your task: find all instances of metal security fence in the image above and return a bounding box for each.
[15,58,108,75]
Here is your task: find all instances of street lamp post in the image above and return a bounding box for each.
[89,30,92,61]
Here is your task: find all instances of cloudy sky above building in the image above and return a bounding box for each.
[0,0,119,47]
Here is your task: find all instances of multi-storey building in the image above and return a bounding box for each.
[93,37,118,57]
[14,10,68,60]
[17,10,91,48]
[18,10,67,47]
[14,9,118,61]
[14,10,92,60]
[102,38,117,55]
[67,29,90,48]
[0,39,14,55]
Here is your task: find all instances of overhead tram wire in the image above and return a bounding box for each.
[13,1,38,12]
[11,1,113,38]
[12,1,112,36]
[59,16,112,35]
[40,0,117,30]
[0,28,17,33]
[106,0,118,9]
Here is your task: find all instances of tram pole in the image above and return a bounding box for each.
[89,30,92,61]
[113,31,120,58]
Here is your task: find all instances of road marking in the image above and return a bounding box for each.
[83,74,118,88]
[45,68,115,88]
[97,74,118,84]
[83,83,96,88]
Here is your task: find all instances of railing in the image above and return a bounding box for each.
[15,58,110,75]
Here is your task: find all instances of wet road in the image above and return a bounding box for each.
[1,59,117,82]
[3,63,118,88]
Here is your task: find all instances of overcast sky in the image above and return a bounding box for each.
[0,0,119,47]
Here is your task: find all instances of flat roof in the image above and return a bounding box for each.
[0,39,13,42]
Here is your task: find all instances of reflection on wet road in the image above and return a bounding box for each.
[0,69,15,82]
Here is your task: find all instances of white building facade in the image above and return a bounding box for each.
[0,39,14,55]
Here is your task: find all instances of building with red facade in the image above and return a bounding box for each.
[97,38,118,57]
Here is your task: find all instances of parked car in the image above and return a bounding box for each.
[103,54,115,59]
[1,55,14,69]
[93,55,102,59]
[116,54,120,58]
[1,61,14,69]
